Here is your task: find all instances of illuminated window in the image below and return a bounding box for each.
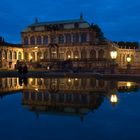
[24,52,28,61]
[73,51,79,59]
[18,52,22,60]
[14,52,17,59]
[66,51,71,59]
[9,51,12,60]
[3,50,7,59]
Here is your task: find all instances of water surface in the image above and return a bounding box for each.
[0,77,139,140]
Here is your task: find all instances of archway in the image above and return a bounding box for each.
[90,49,96,59]
[98,49,105,59]
[81,49,87,59]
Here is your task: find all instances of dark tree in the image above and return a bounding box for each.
[90,24,106,44]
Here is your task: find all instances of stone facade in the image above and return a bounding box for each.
[0,16,139,71]
[21,16,111,71]
[0,45,23,69]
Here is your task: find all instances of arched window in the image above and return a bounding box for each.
[24,52,28,61]
[50,47,57,59]
[58,34,64,44]
[30,36,35,45]
[14,52,17,59]
[81,49,87,59]
[90,78,96,87]
[65,34,71,43]
[81,33,87,43]
[37,36,42,45]
[43,36,48,45]
[66,51,71,59]
[90,50,96,59]
[74,78,79,88]
[9,51,12,60]
[3,50,7,59]
[44,51,48,59]
[98,49,105,59]
[73,50,79,59]
[131,55,134,62]
[50,35,56,44]
[24,37,29,45]
[98,80,105,87]
[81,78,87,88]
[73,33,79,43]
[37,51,42,61]
[18,52,22,60]
[31,52,35,61]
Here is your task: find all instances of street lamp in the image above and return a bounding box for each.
[126,56,131,74]
[110,50,117,60]
[110,48,118,74]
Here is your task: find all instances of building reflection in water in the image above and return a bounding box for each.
[0,77,139,119]
[117,81,139,93]
[22,78,108,120]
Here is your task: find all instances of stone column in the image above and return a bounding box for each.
[35,52,38,61]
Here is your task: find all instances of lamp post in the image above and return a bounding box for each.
[110,49,117,74]
[126,56,131,74]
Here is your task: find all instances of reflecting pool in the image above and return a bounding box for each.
[0,77,140,140]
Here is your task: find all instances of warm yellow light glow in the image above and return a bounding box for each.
[30,56,33,59]
[110,50,117,60]
[110,94,118,103]
[30,78,33,83]
[35,46,38,49]
[127,82,131,87]
[68,55,71,59]
[47,66,50,70]
[75,78,78,81]
[75,56,78,59]
[68,78,71,83]
[35,88,38,91]
[2,57,5,60]
[126,57,131,63]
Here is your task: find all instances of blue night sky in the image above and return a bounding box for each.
[0,0,139,44]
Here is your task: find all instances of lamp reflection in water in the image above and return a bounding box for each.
[68,78,71,83]
[110,94,118,105]
[109,80,118,106]
[127,82,131,88]
[110,45,118,74]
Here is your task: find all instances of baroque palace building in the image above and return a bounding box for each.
[21,15,112,71]
[0,15,140,70]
